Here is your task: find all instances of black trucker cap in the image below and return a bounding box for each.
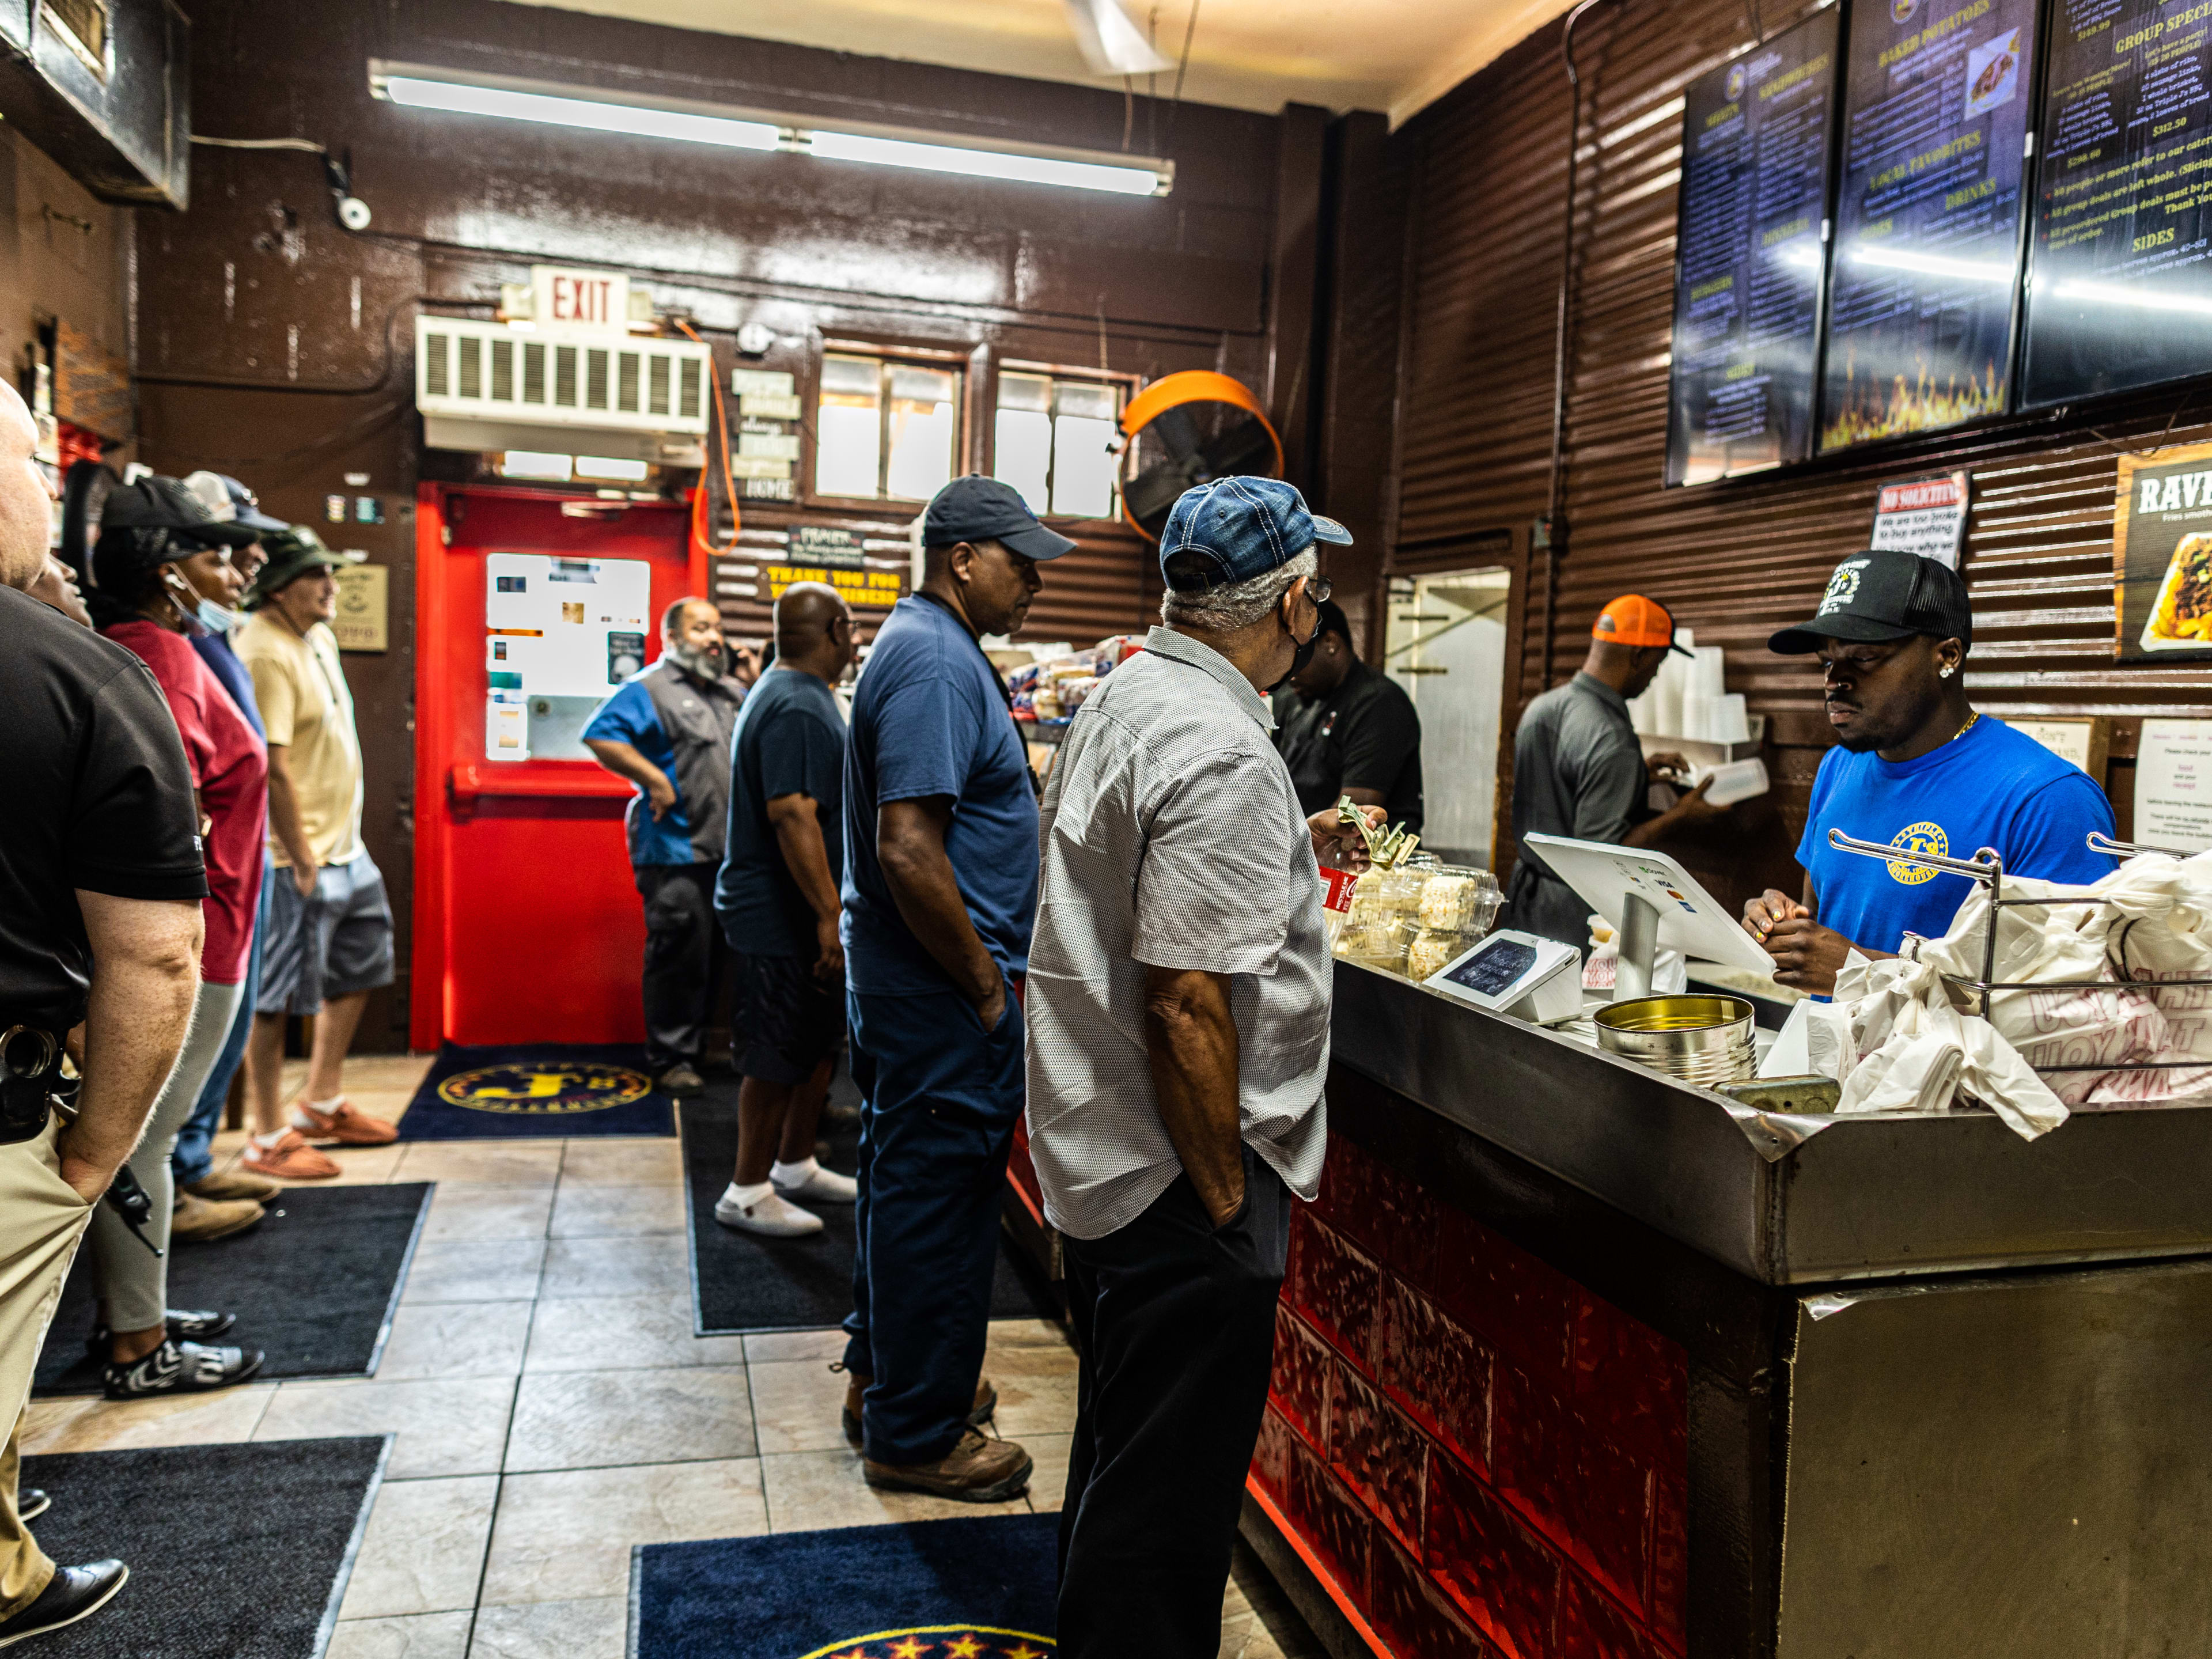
[922,474,1078,563]
[103,475,261,548]
[1768,550,1972,655]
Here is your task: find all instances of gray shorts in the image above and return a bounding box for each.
[257,850,396,1017]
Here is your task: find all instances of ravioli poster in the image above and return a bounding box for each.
[2116,439,2212,659]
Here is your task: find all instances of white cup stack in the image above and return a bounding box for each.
[1713,692,1751,745]
[1683,694,1715,743]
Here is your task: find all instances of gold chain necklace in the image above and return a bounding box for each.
[1947,711,1980,745]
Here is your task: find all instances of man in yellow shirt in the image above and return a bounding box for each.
[235,529,398,1178]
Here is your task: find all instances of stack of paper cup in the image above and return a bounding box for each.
[1628,692,1655,735]
[1692,645,1727,699]
[1714,692,1751,744]
[1683,694,1715,743]
[1653,672,1683,737]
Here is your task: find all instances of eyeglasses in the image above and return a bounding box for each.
[1304,574,1333,605]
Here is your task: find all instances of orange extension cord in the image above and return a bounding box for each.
[675,319,741,562]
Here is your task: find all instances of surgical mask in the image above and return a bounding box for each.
[159,570,213,638]
[195,595,246,634]
[1268,606,1321,695]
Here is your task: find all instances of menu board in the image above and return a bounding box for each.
[2022,0,2212,406]
[1820,0,2039,450]
[1665,11,1842,486]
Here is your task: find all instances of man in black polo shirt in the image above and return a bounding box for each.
[0,378,209,1643]
[1271,599,1425,836]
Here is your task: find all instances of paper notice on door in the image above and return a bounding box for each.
[2135,719,2212,851]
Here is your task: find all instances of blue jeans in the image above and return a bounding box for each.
[842,980,1025,1465]
[172,861,274,1188]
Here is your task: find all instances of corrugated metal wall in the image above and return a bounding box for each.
[1392,0,2212,906]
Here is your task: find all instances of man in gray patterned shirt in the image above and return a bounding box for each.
[1028,477,1378,1657]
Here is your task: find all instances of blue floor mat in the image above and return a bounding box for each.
[399,1042,675,1139]
[631,1512,1059,1658]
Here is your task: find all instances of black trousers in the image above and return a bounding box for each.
[1056,1147,1291,1658]
[634,862,730,1071]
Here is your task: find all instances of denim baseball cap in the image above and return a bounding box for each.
[1158,476,1351,592]
[922,474,1078,562]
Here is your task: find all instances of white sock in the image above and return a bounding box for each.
[293,1097,343,1128]
[771,1157,819,1187]
[252,1128,288,1149]
[728,1179,773,1209]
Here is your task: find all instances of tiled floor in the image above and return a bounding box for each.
[29,1054,1322,1659]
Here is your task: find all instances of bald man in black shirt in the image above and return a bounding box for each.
[0,380,205,1643]
[1270,600,1424,836]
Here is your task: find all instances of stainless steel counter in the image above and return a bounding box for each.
[1331,960,2212,1285]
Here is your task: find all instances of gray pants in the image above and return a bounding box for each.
[89,978,247,1333]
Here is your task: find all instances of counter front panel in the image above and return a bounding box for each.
[1252,1132,1688,1659]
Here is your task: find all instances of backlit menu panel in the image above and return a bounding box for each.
[1820,0,2039,449]
[2022,0,2212,406]
[1665,10,1842,486]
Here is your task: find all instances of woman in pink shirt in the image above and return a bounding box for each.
[84,478,270,1399]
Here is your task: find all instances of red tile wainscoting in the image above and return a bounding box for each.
[1251,1135,1688,1659]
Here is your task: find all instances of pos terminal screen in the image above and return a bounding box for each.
[1445,938,1537,999]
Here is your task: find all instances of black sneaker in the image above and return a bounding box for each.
[101,1339,263,1401]
[17,1491,47,1523]
[0,1559,126,1648]
[84,1309,236,1358]
[656,1063,706,1097]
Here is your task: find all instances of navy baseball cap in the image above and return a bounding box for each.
[1158,476,1351,592]
[183,469,290,537]
[1769,549,1974,654]
[922,475,1078,563]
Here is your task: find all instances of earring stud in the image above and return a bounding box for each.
[1939,666,1954,679]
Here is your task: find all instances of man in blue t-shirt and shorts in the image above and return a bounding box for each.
[711,582,858,1238]
[840,475,1075,1504]
[1744,548,2115,994]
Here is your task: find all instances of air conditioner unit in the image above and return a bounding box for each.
[414,316,713,465]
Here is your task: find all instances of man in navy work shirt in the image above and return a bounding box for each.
[840,474,1075,1504]
[711,582,858,1238]
[583,597,748,1095]
[1744,549,2115,995]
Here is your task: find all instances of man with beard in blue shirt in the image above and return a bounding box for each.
[1744,550,2115,995]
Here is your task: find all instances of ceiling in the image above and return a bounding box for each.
[502,0,1579,129]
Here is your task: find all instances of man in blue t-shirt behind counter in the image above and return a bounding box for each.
[840,475,1075,1506]
[711,582,858,1239]
[1744,548,2115,996]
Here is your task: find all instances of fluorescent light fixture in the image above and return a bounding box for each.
[498,450,573,481]
[370,60,1172,197]
[1842,244,2014,284]
[380,74,779,151]
[574,454,652,482]
[808,130,1158,194]
[2050,277,2212,317]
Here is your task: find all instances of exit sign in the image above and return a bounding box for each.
[530,266,630,333]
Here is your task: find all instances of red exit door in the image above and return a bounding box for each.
[411,486,706,1050]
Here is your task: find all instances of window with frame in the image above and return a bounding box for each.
[993,370,1126,522]
[813,353,962,503]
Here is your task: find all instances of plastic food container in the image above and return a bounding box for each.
[1417,866,1503,936]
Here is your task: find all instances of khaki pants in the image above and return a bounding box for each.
[0,1121,97,1619]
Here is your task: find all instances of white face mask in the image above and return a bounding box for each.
[194,594,246,634]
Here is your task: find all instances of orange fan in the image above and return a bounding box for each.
[1118,370,1283,542]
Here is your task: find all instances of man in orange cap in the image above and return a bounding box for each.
[1503,594,1725,950]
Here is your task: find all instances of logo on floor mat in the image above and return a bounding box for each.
[801,1632,1053,1659]
[435,1063,652,1114]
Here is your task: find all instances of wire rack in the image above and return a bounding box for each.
[1824,828,2212,1074]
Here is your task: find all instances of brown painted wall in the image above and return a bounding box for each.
[131,0,1387,1049]
[1391,0,2212,912]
